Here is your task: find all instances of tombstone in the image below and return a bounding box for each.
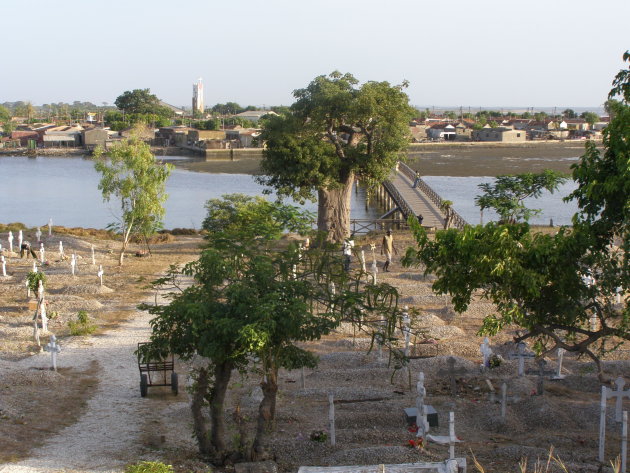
[402,306,411,357]
[8,231,13,253]
[35,227,42,242]
[426,412,461,457]
[40,297,48,332]
[1,255,6,277]
[551,348,566,380]
[91,244,96,265]
[32,261,38,273]
[437,357,467,397]
[40,242,45,263]
[48,218,53,236]
[360,249,366,272]
[97,265,104,286]
[536,359,546,395]
[37,279,44,300]
[607,377,630,423]
[59,241,65,260]
[404,372,438,431]
[623,411,628,473]
[328,392,336,447]
[371,259,378,284]
[480,338,492,369]
[509,342,535,377]
[26,279,31,298]
[616,287,623,305]
[18,230,23,250]
[70,254,76,276]
[43,335,61,371]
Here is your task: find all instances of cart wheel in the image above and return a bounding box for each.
[140,374,148,397]
[171,372,179,395]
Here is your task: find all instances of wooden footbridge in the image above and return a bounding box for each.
[349,161,468,234]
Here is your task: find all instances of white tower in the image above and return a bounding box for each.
[192,78,204,115]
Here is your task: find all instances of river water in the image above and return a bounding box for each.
[0,155,578,229]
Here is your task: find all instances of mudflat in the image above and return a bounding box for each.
[174,141,597,177]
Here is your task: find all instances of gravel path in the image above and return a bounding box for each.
[0,281,190,473]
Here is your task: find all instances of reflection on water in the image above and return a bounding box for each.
[0,156,381,229]
[0,156,578,229]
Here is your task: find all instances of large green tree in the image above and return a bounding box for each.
[259,71,414,243]
[141,196,401,463]
[403,52,629,379]
[94,138,172,265]
[114,88,172,117]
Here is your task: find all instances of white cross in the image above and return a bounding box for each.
[1,255,6,277]
[8,231,13,253]
[606,377,630,422]
[97,265,104,286]
[59,241,65,259]
[18,230,23,250]
[35,227,42,242]
[40,242,45,263]
[40,298,48,332]
[70,254,76,276]
[371,259,378,284]
[26,279,30,298]
[91,244,95,265]
[416,372,429,439]
[48,218,53,236]
[44,335,61,371]
[32,262,38,273]
[37,279,44,300]
[480,337,492,368]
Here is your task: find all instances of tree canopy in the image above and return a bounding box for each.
[259,71,414,243]
[474,170,568,223]
[403,52,629,378]
[114,89,173,117]
[94,138,172,265]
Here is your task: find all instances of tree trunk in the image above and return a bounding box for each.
[317,175,354,244]
[209,360,233,461]
[191,366,212,455]
[250,368,278,461]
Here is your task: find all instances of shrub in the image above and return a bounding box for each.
[26,271,46,293]
[68,310,97,336]
[124,462,174,473]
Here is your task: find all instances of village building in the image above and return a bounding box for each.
[472,127,526,142]
[233,110,278,123]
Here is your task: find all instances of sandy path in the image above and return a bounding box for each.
[0,280,191,473]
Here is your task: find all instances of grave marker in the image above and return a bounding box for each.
[44,335,61,371]
[59,241,65,260]
[437,357,467,397]
[48,218,53,236]
[509,342,535,377]
[40,242,45,263]
[1,255,6,277]
[401,306,411,357]
[371,259,378,284]
[551,348,566,380]
[18,230,23,250]
[480,338,492,369]
[97,265,104,286]
[32,262,38,273]
[328,392,336,447]
[623,411,628,473]
[608,377,630,423]
[91,244,95,265]
[35,227,42,242]
[8,231,13,253]
[360,250,366,272]
[71,254,76,276]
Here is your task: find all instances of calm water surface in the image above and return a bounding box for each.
[0,155,578,229]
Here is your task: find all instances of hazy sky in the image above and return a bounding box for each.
[2,0,628,109]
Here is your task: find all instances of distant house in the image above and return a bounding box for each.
[158,101,185,116]
[472,127,526,142]
[11,130,40,146]
[43,125,83,147]
[426,123,456,141]
[564,119,589,131]
[225,128,262,148]
[233,110,278,123]
[82,128,108,149]
[156,126,192,146]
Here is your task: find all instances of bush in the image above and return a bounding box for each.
[26,271,46,293]
[68,310,97,336]
[124,462,174,473]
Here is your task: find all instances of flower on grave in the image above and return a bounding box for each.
[408,423,419,433]
[310,430,328,442]
[407,437,424,449]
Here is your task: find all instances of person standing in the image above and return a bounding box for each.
[20,240,37,259]
[381,230,398,272]
[342,236,355,272]
[412,170,420,188]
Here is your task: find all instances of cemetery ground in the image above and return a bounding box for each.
[0,228,629,473]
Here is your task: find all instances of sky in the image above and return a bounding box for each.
[1,0,629,110]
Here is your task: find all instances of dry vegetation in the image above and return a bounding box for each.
[0,228,628,473]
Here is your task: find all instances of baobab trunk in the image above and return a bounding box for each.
[317,175,354,244]
[209,360,233,462]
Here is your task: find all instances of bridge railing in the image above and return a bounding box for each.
[396,161,468,229]
[350,219,408,234]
